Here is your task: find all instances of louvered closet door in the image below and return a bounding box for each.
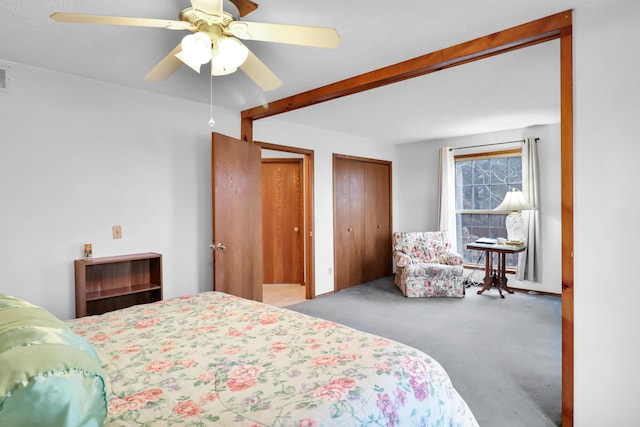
[333,157,365,291]
[363,161,392,283]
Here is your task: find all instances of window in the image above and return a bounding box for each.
[455,150,522,269]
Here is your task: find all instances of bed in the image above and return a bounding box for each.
[1,292,478,426]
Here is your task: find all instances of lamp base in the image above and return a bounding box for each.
[505,212,525,243]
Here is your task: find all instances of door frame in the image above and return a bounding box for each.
[257,141,315,300]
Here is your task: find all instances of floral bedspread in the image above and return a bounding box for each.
[66,292,478,426]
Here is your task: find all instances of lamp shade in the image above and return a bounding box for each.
[180,32,213,65]
[211,36,248,76]
[495,189,533,212]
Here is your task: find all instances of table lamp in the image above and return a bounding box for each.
[495,189,533,242]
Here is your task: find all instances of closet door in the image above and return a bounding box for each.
[333,155,392,292]
[363,161,392,283]
[333,157,365,291]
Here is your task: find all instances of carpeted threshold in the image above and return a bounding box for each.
[286,276,561,427]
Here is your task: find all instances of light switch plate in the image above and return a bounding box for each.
[112,225,122,239]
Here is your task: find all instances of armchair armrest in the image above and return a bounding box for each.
[443,252,464,266]
[393,251,413,268]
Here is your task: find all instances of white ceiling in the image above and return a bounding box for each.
[0,0,604,143]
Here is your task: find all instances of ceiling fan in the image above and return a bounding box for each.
[50,0,340,91]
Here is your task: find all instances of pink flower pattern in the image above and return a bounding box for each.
[311,377,356,402]
[227,365,264,392]
[66,291,478,426]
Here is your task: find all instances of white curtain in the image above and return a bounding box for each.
[517,138,541,281]
[438,146,458,251]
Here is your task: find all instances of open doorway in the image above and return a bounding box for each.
[259,141,315,307]
[243,12,574,423]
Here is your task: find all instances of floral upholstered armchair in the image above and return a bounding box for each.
[392,231,465,298]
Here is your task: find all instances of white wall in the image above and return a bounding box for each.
[0,62,238,320]
[254,118,398,296]
[574,0,640,424]
[395,124,562,294]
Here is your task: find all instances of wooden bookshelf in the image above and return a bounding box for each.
[74,252,162,318]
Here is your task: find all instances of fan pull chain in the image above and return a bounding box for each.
[208,74,215,127]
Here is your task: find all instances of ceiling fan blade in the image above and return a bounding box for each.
[190,0,223,16]
[50,12,194,30]
[228,21,340,48]
[228,0,259,17]
[239,49,283,91]
[144,44,184,81]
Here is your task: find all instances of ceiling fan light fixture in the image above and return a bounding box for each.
[180,32,213,65]
[210,62,237,76]
[175,50,202,73]
[211,36,248,75]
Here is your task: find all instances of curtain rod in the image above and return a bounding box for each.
[449,138,538,151]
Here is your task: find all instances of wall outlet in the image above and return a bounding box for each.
[112,225,122,239]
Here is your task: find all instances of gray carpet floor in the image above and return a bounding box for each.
[286,276,561,427]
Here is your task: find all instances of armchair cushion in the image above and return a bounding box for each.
[394,232,437,264]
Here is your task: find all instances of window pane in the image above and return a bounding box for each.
[508,157,522,186]
[473,185,491,209]
[473,159,490,185]
[471,213,487,227]
[489,214,505,229]
[462,186,473,209]
[490,157,508,184]
[490,183,508,208]
[456,162,472,186]
[505,253,518,268]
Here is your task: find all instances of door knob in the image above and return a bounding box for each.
[294,226,300,232]
[213,242,226,251]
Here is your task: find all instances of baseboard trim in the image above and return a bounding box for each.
[314,290,335,298]
[508,287,561,297]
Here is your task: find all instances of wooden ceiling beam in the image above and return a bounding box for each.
[241,10,571,128]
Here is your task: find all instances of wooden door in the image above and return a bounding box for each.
[334,156,392,291]
[212,133,263,301]
[262,159,304,284]
[333,157,365,291]
[363,162,392,282]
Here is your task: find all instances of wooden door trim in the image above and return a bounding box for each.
[560,23,574,424]
[257,141,315,300]
[262,158,303,164]
[333,153,393,165]
[244,11,574,424]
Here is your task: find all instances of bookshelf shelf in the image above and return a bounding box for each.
[74,252,162,318]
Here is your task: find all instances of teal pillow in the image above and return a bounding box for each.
[0,294,107,427]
